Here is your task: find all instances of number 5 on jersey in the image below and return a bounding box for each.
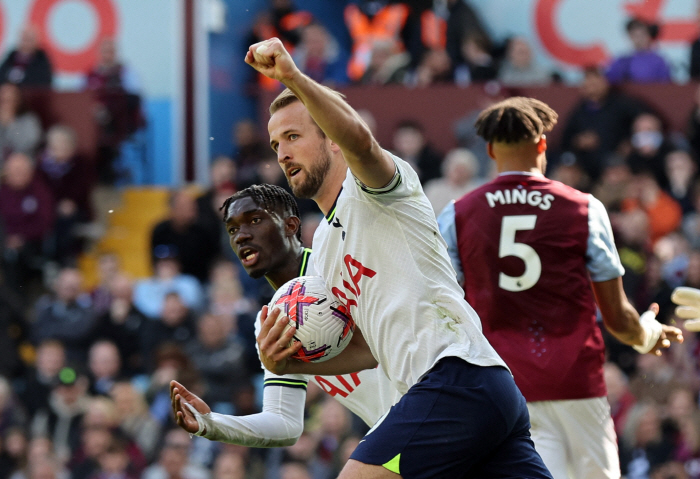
[498,215,541,292]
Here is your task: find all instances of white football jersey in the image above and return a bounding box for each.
[312,154,507,396]
[257,248,399,427]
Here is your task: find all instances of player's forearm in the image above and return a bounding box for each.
[603,303,645,346]
[285,331,378,376]
[191,385,305,447]
[283,72,378,164]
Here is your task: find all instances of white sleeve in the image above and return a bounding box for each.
[351,152,418,200]
[437,201,464,285]
[187,311,309,447]
[586,195,625,282]
[190,382,306,447]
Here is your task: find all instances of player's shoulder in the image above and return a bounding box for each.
[543,178,591,204]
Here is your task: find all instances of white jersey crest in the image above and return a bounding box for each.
[312,154,507,395]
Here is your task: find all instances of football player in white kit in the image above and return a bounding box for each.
[170,184,398,446]
[247,38,552,478]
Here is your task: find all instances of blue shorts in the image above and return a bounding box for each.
[350,357,552,479]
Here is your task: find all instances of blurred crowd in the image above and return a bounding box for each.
[4,1,700,479]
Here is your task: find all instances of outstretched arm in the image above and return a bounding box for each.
[170,379,305,448]
[592,277,683,355]
[245,37,396,189]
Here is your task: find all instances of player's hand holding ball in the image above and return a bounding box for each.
[257,305,302,375]
[672,286,700,332]
[245,37,300,83]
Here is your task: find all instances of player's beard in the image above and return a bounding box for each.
[289,142,331,199]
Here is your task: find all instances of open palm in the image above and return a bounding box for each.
[170,380,211,434]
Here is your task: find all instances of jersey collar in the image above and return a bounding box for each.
[299,247,312,276]
[325,187,343,223]
[498,171,545,177]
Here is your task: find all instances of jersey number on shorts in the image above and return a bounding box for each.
[498,215,541,292]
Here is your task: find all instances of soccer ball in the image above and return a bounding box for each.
[268,275,354,363]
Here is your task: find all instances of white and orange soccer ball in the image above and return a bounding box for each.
[269,276,354,362]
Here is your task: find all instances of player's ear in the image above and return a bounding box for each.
[285,215,301,239]
[487,142,496,160]
[537,135,547,154]
[329,140,341,153]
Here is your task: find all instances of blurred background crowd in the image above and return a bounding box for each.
[3,0,700,478]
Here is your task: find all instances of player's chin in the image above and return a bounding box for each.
[244,264,266,279]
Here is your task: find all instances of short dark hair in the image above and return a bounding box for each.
[626,18,659,40]
[475,97,558,144]
[220,184,302,241]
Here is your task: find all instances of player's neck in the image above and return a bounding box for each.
[266,248,304,290]
[314,164,346,216]
[496,156,545,176]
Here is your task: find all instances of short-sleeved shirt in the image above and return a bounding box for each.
[438,172,624,401]
[311,154,507,397]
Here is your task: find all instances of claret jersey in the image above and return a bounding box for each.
[312,154,506,396]
[438,172,625,402]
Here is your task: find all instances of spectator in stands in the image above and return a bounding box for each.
[151,189,218,284]
[16,340,65,419]
[0,268,25,379]
[293,23,348,86]
[622,171,682,245]
[280,461,312,479]
[109,381,162,463]
[133,248,204,319]
[84,38,143,184]
[84,38,140,94]
[232,119,267,189]
[30,366,90,464]
[344,1,410,82]
[31,268,96,362]
[413,48,453,87]
[141,428,209,479]
[498,36,551,87]
[560,66,648,181]
[391,119,443,183]
[424,148,482,215]
[196,156,237,259]
[454,32,498,85]
[686,84,700,161]
[90,252,121,316]
[247,0,312,92]
[0,83,42,163]
[0,152,54,294]
[185,313,248,406]
[359,39,411,86]
[37,125,94,263]
[211,452,246,479]
[70,397,147,479]
[665,150,697,214]
[626,112,675,189]
[604,362,636,438]
[206,259,253,317]
[139,293,196,364]
[445,0,491,71]
[91,436,138,479]
[0,377,26,436]
[607,18,671,84]
[592,158,632,213]
[247,0,312,50]
[91,273,145,375]
[69,420,115,479]
[0,25,52,87]
[619,402,675,478]
[87,341,122,397]
[683,182,700,248]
